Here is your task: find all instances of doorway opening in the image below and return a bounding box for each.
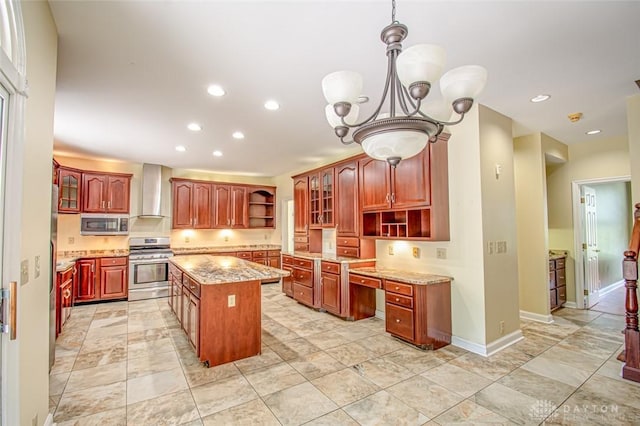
[572,177,632,311]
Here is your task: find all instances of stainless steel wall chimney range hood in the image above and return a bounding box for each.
[140,163,164,218]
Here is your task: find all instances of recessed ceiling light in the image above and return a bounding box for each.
[232,131,245,140]
[175,145,186,152]
[530,94,551,103]
[586,129,601,135]
[187,123,202,131]
[212,150,223,157]
[207,85,226,97]
[264,100,280,111]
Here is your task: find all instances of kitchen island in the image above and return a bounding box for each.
[169,255,289,367]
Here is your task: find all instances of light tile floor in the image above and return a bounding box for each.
[51,283,640,425]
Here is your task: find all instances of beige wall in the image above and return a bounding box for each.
[20,1,58,424]
[628,94,640,201]
[514,134,549,316]
[546,135,630,304]
[478,106,519,342]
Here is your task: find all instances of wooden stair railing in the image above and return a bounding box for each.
[622,203,640,382]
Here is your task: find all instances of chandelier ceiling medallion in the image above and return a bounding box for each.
[322,0,487,167]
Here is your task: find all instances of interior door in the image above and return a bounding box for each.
[0,80,8,419]
[584,186,600,308]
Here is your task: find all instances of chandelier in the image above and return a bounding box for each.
[322,0,487,167]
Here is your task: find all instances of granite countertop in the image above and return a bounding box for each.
[56,250,129,272]
[348,266,452,285]
[172,244,281,255]
[170,255,289,285]
[282,251,376,264]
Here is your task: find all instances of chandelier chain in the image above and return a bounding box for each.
[391,0,397,23]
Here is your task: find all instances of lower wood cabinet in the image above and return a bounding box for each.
[181,278,201,356]
[56,265,76,336]
[384,279,451,349]
[320,261,340,315]
[292,257,314,307]
[281,255,294,297]
[549,256,567,311]
[74,256,128,303]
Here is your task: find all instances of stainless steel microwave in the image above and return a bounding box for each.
[80,213,129,235]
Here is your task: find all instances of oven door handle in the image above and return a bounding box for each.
[129,258,172,265]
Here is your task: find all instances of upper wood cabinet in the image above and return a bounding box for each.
[213,184,247,228]
[309,168,335,228]
[335,161,359,237]
[359,148,430,211]
[172,180,213,229]
[293,176,309,236]
[82,172,132,214]
[248,187,276,228]
[58,167,82,213]
[171,178,273,230]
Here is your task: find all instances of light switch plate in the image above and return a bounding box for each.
[436,248,447,259]
[21,259,29,285]
[388,245,394,255]
[228,294,236,307]
[34,255,41,278]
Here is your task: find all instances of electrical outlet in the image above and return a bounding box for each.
[388,245,394,255]
[184,236,190,243]
[497,241,507,254]
[224,236,229,242]
[436,248,447,259]
[21,259,29,285]
[412,247,420,258]
[68,237,74,245]
[34,255,41,278]
[103,237,109,244]
[488,241,495,255]
[499,321,505,335]
[228,294,236,307]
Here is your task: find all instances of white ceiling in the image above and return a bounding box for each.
[49,0,640,177]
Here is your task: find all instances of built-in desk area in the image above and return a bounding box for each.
[349,267,452,350]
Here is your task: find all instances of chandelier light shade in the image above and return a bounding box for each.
[321,0,487,167]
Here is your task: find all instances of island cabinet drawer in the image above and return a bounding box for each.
[293,282,313,305]
[293,257,313,270]
[386,303,414,342]
[549,260,555,270]
[549,271,556,289]
[183,276,201,298]
[385,292,413,309]
[292,268,313,287]
[267,250,281,257]
[336,237,359,247]
[556,268,566,286]
[252,250,267,259]
[336,247,359,258]
[385,280,413,297]
[349,274,382,289]
[556,258,565,269]
[169,263,182,276]
[236,251,252,260]
[281,255,294,266]
[321,261,340,275]
[100,256,127,267]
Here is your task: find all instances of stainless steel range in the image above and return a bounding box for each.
[128,237,173,301]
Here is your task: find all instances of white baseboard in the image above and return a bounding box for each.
[563,301,578,309]
[44,413,55,426]
[485,330,524,357]
[600,280,625,297]
[520,309,554,323]
[451,329,523,357]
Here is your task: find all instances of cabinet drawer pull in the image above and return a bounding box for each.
[190,285,195,290]
[395,298,400,302]
[395,286,399,290]
[396,319,400,323]
[361,279,365,283]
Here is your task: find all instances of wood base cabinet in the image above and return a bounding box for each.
[56,265,76,336]
[385,280,451,349]
[74,257,128,304]
[281,255,294,297]
[549,256,567,311]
